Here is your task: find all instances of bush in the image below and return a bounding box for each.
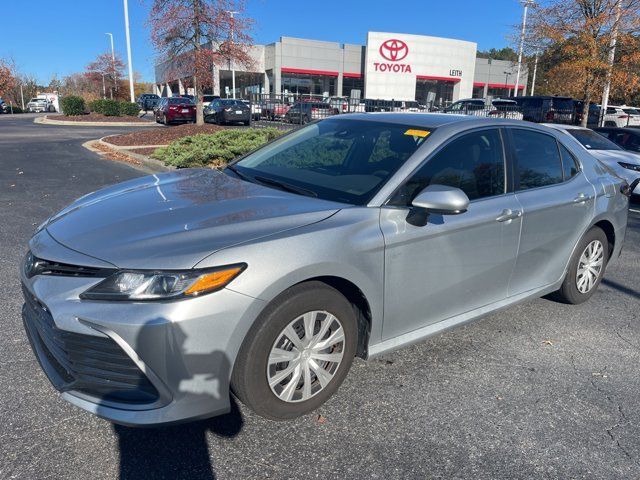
[60,96,86,116]
[5,105,23,113]
[101,99,120,116]
[119,101,141,117]
[153,128,283,168]
[88,99,108,114]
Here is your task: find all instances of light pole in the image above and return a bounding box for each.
[514,0,534,97]
[530,50,539,95]
[227,10,239,99]
[105,32,117,95]
[503,71,511,97]
[123,0,135,102]
[600,0,622,126]
[20,84,25,110]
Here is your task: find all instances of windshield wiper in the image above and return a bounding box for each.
[225,164,255,183]
[253,176,318,198]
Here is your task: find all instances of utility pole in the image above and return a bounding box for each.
[227,10,239,99]
[123,0,135,102]
[515,0,534,97]
[20,84,25,110]
[503,71,510,97]
[106,32,117,93]
[600,0,622,127]
[530,50,539,95]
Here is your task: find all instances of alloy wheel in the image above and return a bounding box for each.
[576,240,604,294]
[267,310,345,403]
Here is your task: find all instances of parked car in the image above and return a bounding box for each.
[204,99,251,125]
[593,127,640,154]
[26,98,52,113]
[509,95,575,124]
[573,101,601,127]
[601,105,640,127]
[544,124,640,194]
[202,95,221,107]
[21,114,632,426]
[137,94,160,112]
[284,102,336,123]
[153,97,196,124]
[621,106,640,126]
[0,98,8,113]
[444,98,523,120]
[260,100,291,120]
[238,100,261,120]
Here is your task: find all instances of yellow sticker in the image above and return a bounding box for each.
[404,129,430,137]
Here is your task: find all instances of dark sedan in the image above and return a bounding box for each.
[137,94,160,112]
[204,99,250,125]
[593,127,640,154]
[154,97,196,125]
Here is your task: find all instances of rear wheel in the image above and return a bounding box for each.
[231,282,357,420]
[554,226,609,304]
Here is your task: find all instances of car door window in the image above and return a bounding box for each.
[390,128,505,204]
[559,143,580,180]
[511,129,563,190]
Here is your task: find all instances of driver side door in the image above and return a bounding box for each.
[379,128,522,340]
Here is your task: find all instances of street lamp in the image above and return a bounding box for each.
[123,0,135,102]
[227,10,239,99]
[503,71,510,97]
[514,0,535,97]
[105,32,117,95]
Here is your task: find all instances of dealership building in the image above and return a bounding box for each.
[154,31,527,106]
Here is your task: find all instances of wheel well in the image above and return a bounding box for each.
[297,276,372,359]
[594,220,615,256]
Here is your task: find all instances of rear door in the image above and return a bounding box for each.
[506,128,595,295]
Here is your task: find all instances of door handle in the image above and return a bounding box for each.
[573,193,593,204]
[496,209,522,222]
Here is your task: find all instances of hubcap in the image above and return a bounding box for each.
[576,240,604,294]
[267,310,345,403]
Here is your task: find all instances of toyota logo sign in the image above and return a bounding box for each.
[379,39,409,62]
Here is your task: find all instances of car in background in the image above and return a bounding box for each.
[509,95,575,124]
[204,99,250,125]
[26,98,52,113]
[202,95,221,107]
[284,102,336,124]
[137,94,159,112]
[621,106,640,126]
[260,100,291,120]
[602,105,640,127]
[0,98,8,113]
[238,100,261,120]
[153,97,196,125]
[544,123,640,194]
[573,101,601,127]
[325,96,349,114]
[593,127,640,155]
[444,98,523,120]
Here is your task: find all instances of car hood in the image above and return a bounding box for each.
[44,169,343,269]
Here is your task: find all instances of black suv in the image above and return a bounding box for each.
[137,94,160,111]
[508,95,575,124]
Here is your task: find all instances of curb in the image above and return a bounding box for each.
[99,135,169,150]
[35,115,160,127]
[83,139,173,174]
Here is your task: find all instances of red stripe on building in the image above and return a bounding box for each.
[488,83,525,90]
[473,82,486,87]
[416,75,461,83]
[281,67,339,77]
[342,72,363,78]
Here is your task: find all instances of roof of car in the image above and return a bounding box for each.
[541,123,586,131]
[337,112,539,129]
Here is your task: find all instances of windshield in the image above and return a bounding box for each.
[231,118,431,205]
[568,128,622,151]
[623,108,639,115]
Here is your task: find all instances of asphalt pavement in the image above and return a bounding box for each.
[1,113,640,480]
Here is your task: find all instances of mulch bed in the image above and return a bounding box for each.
[49,113,151,123]
[92,142,142,166]
[104,123,224,146]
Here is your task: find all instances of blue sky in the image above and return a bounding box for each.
[0,0,522,84]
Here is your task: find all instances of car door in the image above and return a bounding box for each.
[379,127,522,340]
[506,128,595,295]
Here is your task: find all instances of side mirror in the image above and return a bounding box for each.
[407,185,470,226]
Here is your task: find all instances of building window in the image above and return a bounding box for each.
[342,76,364,97]
[472,85,485,98]
[281,73,336,97]
[219,71,264,99]
[415,80,454,108]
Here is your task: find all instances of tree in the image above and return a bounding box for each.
[86,52,126,99]
[477,47,519,61]
[149,0,254,125]
[0,58,17,100]
[528,0,640,126]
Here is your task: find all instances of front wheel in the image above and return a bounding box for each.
[231,281,357,420]
[554,226,609,304]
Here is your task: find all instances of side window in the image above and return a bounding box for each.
[559,143,579,180]
[390,128,505,204]
[511,129,563,190]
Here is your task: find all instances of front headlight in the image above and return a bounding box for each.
[80,264,246,301]
[618,161,640,172]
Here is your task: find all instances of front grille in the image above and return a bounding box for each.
[24,252,114,279]
[21,285,158,405]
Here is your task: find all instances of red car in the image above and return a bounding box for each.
[154,97,196,125]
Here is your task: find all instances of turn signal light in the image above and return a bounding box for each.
[184,265,246,296]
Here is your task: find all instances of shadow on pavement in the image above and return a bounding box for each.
[601,278,640,300]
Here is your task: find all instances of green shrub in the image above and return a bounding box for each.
[6,105,23,113]
[119,101,140,117]
[88,99,108,114]
[101,99,120,116]
[60,96,86,116]
[153,128,283,168]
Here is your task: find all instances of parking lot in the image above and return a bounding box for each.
[2,113,640,479]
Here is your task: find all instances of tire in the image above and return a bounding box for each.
[553,226,609,304]
[231,281,358,420]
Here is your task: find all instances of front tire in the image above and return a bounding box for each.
[554,226,609,304]
[231,281,357,420]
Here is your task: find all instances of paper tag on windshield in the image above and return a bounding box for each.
[404,129,430,138]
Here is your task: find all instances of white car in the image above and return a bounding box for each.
[544,123,640,194]
[620,106,640,127]
[444,98,524,120]
[602,105,640,127]
[27,98,53,113]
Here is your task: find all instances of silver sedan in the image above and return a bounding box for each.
[21,114,632,425]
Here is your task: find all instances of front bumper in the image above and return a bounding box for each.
[21,239,266,426]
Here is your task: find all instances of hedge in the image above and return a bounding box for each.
[119,101,140,117]
[88,99,140,117]
[60,96,86,116]
[101,99,120,116]
[153,128,283,168]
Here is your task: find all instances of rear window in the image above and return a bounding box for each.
[552,98,574,111]
[169,98,193,105]
[568,128,622,150]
